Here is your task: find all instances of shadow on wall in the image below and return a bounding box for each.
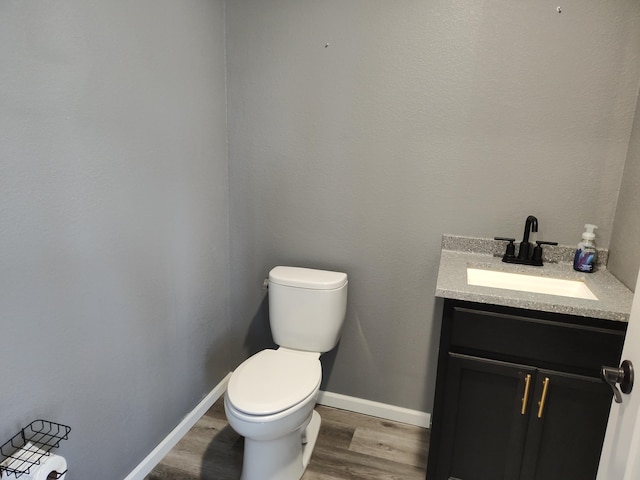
[424,297,444,410]
[319,347,338,391]
[205,334,234,390]
[243,295,277,357]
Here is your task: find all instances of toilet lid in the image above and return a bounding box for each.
[228,349,321,415]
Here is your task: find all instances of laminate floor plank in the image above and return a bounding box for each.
[304,441,426,480]
[315,405,424,440]
[313,416,355,450]
[349,426,428,469]
[146,396,428,480]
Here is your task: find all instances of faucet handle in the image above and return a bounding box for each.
[531,240,559,266]
[494,237,516,260]
[535,241,558,246]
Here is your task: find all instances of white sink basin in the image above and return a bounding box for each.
[466,268,598,300]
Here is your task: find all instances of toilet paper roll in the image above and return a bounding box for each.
[29,453,67,480]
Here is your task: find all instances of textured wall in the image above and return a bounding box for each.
[227,0,640,411]
[610,91,640,291]
[0,1,229,479]
[2,3,637,478]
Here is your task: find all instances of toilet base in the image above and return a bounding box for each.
[240,410,321,480]
[301,410,321,468]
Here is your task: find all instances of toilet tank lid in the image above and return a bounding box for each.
[269,266,347,290]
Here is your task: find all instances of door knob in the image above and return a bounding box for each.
[601,360,634,404]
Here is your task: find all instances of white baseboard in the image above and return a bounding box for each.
[124,373,231,480]
[316,390,431,428]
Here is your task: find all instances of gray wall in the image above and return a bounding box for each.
[227,0,640,411]
[0,1,229,479]
[609,91,640,291]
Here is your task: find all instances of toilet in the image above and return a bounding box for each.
[224,266,348,480]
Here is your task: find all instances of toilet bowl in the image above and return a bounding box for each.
[225,266,348,480]
[225,348,322,480]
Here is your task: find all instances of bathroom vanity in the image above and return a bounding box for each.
[427,236,633,480]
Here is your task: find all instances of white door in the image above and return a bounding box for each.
[597,268,640,480]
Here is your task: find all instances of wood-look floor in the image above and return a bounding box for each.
[146,396,429,480]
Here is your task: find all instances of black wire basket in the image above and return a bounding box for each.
[0,420,70,479]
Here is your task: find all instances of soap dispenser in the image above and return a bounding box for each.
[573,224,598,273]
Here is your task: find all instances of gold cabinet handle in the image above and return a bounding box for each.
[537,377,550,418]
[521,374,532,415]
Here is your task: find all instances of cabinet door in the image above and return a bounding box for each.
[436,353,535,480]
[519,370,612,480]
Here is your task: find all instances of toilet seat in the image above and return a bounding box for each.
[228,349,321,416]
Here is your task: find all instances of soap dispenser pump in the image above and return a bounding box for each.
[573,224,598,273]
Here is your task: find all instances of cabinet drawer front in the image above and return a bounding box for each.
[449,305,625,375]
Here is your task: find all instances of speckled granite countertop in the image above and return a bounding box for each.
[436,235,633,322]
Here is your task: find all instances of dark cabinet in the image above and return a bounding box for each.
[439,354,532,480]
[427,300,626,480]
[519,369,612,480]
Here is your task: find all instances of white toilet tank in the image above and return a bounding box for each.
[268,266,348,353]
